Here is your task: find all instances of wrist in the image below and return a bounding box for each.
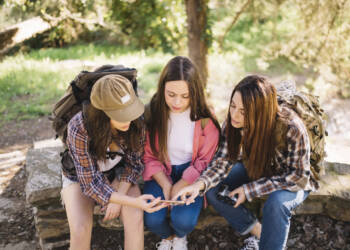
[194,181,205,191]
[161,182,172,191]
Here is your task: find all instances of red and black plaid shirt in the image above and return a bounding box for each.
[64,112,145,206]
[199,107,318,201]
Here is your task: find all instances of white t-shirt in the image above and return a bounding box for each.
[167,108,195,165]
[97,148,123,172]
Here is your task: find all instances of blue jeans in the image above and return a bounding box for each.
[143,162,203,238]
[206,162,309,250]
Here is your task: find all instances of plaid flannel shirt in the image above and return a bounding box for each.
[199,108,318,202]
[65,112,145,206]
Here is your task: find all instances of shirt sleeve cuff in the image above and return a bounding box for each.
[182,166,200,184]
[101,185,114,207]
[242,183,253,202]
[198,176,211,195]
[119,175,133,183]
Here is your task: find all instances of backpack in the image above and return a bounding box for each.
[276,80,327,180]
[51,64,138,143]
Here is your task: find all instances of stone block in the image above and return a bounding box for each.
[25,147,63,206]
[34,214,69,239]
[39,237,70,250]
[325,198,350,222]
[294,200,324,215]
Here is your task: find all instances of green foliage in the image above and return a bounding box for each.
[110,0,186,53]
[210,0,350,92]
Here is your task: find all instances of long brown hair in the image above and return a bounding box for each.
[147,56,220,163]
[226,75,279,180]
[83,102,143,161]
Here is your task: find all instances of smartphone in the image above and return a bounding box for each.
[161,200,185,205]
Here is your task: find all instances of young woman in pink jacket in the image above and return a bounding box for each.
[142,56,220,250]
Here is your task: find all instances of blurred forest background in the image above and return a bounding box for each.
[0,0,349,137]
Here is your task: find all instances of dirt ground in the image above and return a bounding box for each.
[0,104,350,249]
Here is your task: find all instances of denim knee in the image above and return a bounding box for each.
[263,192,292,219]
[170,211,197,235]
[206,186,221,207]
[144,208,167,229]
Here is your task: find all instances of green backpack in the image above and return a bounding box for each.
[277,80,327,180]
[50,64,138,143]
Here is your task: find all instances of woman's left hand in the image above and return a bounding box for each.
[171,179,189,200]
[103,203,121,221]
[229,186,246,208]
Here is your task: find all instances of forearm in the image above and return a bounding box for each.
[109,191,138,208]
[153,171,172,190]
[114,181,132,195]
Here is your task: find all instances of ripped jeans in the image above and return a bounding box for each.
[206,162,309,250]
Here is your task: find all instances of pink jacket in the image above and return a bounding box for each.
[143,119,220,184]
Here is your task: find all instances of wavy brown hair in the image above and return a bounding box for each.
[226,75,281,180]
[147,56,220,163]
[83,102,143,161]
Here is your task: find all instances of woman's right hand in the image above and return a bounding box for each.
[135,194,167,213]
[172,181,204,205]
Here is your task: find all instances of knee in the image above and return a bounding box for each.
[263,193,291,218]
[206,187,220,206]
[170,212,198,233]
[69,221,92,240]
[122,206,143,229]
[144,210,166,229]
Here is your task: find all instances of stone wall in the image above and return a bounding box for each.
[25,145,350,250]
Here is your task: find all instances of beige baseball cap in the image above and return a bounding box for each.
[90,74,144,122]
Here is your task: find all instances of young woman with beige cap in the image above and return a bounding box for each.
[60,74,165,250]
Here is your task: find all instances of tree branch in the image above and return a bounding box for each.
[316,0,347,57]
[218,0,252,50]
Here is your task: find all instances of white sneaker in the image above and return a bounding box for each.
[239,235,259,250]
[156,239,173,250]
[172,236,188,250]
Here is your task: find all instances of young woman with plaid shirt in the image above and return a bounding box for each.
[174,75,318,250]
[61,74,165,250]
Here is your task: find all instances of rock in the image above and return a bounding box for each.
[25,147,63,206]
[198,235,206,244]
[326,161,350,175]
[39,237,70,250]
[219,242,228,248]
[0,197,23,223]
[0,241,37,250]
[325,197,350,222]
[294,199,324,215]
[34,214,70,239]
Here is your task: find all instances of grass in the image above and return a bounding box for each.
[0,44,174,124]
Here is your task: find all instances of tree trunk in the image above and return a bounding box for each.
[0,17,51,54]
[0,16,65,57]
[185,0,209,86]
